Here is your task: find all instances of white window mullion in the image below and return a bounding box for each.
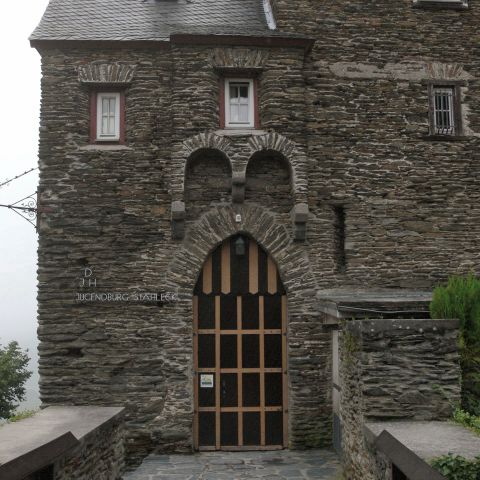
[96,92,121,141]
[225,79,255,129]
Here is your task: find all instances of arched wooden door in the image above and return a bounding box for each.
[193,235,288,451]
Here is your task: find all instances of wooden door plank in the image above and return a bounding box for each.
[210,445,284,452]
[197,367,282,373]
[199,406,283,413]
[281,295,288,447]
[249,241,259,294]
[215,295,221,449]
[197,329,281,335]
[237,295,243,446]
[203,255,213,294]
[259,295,266,446]
[267,256,277,294]
[221,241,231,294]
[193,296,199,450]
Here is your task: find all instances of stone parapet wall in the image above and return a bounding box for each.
[0,406,125,480]
[54,410,124,480]
[339,319,460,480]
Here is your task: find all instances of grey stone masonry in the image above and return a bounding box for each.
[364,421,480,480]
[0,406,125,480]
[365,420,480,462]
[339,319,460,480]
[31,0,480,467]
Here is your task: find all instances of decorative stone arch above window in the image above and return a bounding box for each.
[247,132,307,203]
[78,62,137,86]
[247,132,309,241]
[209,48,270,75]
[171,132,234,202]
[424,62,472,82]
[170,133,234,239]
[170,131,309,241]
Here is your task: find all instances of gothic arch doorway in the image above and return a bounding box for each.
[193,234,288,450]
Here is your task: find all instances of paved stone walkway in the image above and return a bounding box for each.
[123,450,342,480]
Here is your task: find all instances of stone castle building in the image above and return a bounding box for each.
[31,0,478,468]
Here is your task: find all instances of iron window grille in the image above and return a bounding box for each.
[428,83,462,137]
[433,87,455,135]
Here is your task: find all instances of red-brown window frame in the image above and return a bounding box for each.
[89,89,126,144]
[220,78,260,129]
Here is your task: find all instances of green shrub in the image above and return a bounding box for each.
[430,274,480,415]
[430,274,480,343]
[453,408,480,436]
[430,454,480,480]
[8,409,37,423]
[0,341,32,419]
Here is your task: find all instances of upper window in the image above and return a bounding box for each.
[429,85,462,136]
[433,87,455,135]
[224,79,255,129]
[96,92,121,141]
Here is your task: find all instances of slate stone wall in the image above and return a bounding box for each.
[35,0,479,463]
[36,42,334,463]
[339,319,460,480]
[271,0,480,288]
[53,414,124,480]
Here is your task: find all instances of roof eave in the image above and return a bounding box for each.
[29,38,171,50]
[170,33,315,50]
[30,34,315,52]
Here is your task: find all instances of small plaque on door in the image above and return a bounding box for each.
[200,374,214,388]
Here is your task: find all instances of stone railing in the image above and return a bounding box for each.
[0,406,125,480]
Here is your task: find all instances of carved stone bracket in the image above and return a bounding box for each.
[292,203,309,241]
[171,201,186,240]
[78,63,137,85]
[232,171,246,204]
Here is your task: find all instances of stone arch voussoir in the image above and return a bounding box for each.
[171,132,234,202]
[165,204,318,317]
[247,132,308,204]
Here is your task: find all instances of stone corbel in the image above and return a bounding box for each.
[292,203,309,241]
[232,171,246,204]
[171,201,186,240]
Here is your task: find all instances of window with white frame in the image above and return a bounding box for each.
[432,86,456,135]
[225,79,255,128]
[96,92,121,141]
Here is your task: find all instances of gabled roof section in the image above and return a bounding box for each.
[30,0,289,44]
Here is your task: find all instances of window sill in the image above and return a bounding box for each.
[413,0,468,9]
[215,129,268,137]
[422,134,468,142]
[80,144,132,151]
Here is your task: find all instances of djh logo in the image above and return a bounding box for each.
[80,267,97,288]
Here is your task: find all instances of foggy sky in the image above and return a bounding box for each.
[0,0,50,411]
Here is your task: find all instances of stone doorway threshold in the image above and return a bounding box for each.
[123,449,342,480]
